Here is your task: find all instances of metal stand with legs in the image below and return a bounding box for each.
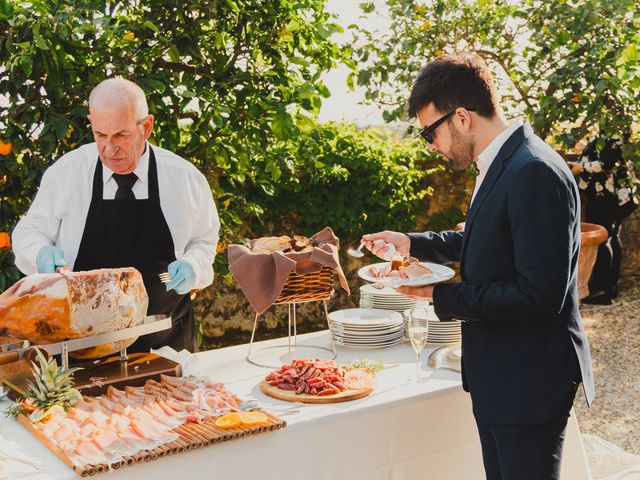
[246,300,337,368]
[37,315,172,370]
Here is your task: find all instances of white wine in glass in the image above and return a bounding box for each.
[406,308,429,382]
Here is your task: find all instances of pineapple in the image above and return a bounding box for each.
[6,347,82,421]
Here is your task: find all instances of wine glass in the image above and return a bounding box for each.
[405,307,430,383]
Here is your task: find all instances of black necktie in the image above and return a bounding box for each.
[113,173,138,200]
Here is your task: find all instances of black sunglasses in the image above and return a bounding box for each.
[419,107,476,144]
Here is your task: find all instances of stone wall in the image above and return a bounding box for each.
[420,167,474,227]
[196,166,640,350]
[195,255,365,351]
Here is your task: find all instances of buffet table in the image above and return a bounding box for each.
[0,331,591,480]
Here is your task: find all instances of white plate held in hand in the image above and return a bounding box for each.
[358,262,455,287]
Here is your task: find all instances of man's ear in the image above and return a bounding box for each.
[456,108,473,132]
[142,115,154,139]
[87,115,92,125]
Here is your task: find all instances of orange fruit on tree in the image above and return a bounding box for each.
[238,411,268,426]
[214,412,242,429]
[0,232,10,250]
[0,139,12,156]
[215,242,227,254]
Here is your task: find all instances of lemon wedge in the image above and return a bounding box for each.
[214,412,242,429]
[238,411,268,426]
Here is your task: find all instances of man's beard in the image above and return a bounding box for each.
[445,124,475,172]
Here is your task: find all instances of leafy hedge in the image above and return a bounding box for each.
[250,123,439,241]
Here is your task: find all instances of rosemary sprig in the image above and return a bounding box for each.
[345,359,386,375]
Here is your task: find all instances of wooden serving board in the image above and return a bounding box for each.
[259,380,373,403]
[17,409,287,477]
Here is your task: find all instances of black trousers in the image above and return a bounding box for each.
[475,384,579,480]
[587,218,622,300]
[584,191,635,301]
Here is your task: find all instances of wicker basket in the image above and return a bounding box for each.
[273,266,336,305]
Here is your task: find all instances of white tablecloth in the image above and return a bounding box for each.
[0,331,591,480]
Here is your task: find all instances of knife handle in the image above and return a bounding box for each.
[0,351,19,366]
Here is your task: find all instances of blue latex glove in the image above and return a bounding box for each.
[36,245,66,273]
[165,259,196,295]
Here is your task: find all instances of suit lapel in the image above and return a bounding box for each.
[460,122,534,273]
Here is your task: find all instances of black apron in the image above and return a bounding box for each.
[74,148,195,353]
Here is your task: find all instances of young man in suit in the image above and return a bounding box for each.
[364,53,594,480]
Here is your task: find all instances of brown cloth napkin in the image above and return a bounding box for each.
[228,227,350,314]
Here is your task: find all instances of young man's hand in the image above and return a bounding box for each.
[362,231,411,260]
[394,284,434,301]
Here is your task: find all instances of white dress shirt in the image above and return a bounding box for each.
[12,142,220,289]
[470,119,524,207]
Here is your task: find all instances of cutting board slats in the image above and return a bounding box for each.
[17,407,286,477]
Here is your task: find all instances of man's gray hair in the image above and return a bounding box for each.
[89,78,149,119]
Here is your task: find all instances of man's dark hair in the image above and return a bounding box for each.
[407,53,499,120]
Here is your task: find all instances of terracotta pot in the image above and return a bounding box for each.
[566,161,583,178]
[578,222,609,299]
[453,221,608,300]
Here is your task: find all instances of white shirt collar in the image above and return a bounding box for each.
[476,119,523,175]
[102,142,150,185]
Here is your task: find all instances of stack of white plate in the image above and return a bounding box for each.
[328,308,405,349]
[404,307,462,345]
[359,284,429,312]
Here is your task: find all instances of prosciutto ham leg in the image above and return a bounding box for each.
[0,268,148,343]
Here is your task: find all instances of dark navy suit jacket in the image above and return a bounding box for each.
[408,122,595,425]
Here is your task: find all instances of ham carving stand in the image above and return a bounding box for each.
[0,315,181,398]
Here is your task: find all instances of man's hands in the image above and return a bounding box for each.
[36,245,66,273]
[362,230,411,260]
[394,284,434,301]
[361,231,433,300]
[165,259,196,295]
[163,240,428,299]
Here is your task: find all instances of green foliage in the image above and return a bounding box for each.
[352,0,640,159]
[346,358,385,375]
[427,207,465,232]
[0,250,20,292]
[250,123,436,239]
[0,0,351,289]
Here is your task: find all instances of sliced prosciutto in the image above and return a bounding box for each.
[30,374,244,468]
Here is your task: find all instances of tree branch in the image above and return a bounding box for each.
[476,49,532,110]
[225,13,247,70]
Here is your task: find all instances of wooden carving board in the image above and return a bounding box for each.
[17,408,287,477]
[17,413,77,471]
[259,380,373,403]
